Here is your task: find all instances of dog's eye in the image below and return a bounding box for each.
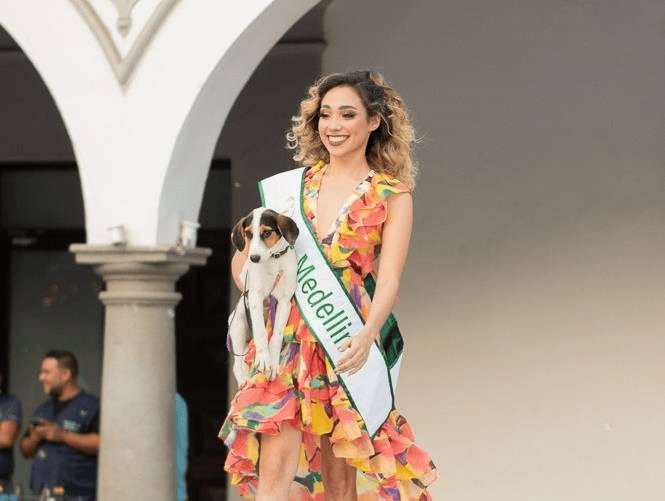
[261,229,273,239]
[245,231,253,240]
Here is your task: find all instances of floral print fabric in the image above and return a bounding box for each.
[219,161,438,499]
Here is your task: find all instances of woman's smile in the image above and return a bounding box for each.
[327,134,349,146]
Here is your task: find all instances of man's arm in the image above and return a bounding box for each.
[20,425,41,459]
[26,422,99,456]
[59,430,99,456]
[0,420,20,448]
[0,396,22,449]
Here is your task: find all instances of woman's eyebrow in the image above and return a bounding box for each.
[319,104,358,110]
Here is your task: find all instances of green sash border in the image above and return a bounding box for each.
[258,167,403,438]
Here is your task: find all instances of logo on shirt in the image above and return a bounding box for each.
[62,419,81,432]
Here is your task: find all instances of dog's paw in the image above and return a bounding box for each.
[268,338,283,380]
[254,347,273,377]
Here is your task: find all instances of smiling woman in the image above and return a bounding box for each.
[220,70,437,500]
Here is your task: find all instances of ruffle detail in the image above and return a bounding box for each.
[219,326,437,500]
[331,171,411,278]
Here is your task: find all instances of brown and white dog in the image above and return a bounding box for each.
[228,208,299,386]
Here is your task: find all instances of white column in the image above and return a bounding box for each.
[71,245,210,500]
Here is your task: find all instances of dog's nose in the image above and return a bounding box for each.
[249,255,261,263]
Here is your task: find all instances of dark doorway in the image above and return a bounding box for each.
[0,163,103,487]
[1,161,233,500]
[175,160,232,501]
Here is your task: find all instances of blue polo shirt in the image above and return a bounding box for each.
[29,391,99,500]
[0,392,22,480]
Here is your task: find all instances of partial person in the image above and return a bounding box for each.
[219,70,438,500]
[0,369,22,491]
[20,351,99,501]
[175,392,189,501]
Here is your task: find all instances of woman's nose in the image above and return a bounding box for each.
[328,115,342,129]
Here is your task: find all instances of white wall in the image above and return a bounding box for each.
[324,1,665,499]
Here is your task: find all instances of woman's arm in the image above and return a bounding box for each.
[231,245,249,291]
[335,191,413,375]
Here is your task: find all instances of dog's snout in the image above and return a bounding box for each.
[249,255,261,263]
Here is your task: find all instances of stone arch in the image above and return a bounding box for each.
[0,0,319,246]
[156,0,322,243]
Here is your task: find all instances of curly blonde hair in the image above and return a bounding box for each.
[286,70,418,188]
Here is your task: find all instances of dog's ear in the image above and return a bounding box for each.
[275,214,299,246]
[231,214,251,251]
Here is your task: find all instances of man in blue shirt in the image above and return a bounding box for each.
[0,369,22,490]
[19,351,99,501]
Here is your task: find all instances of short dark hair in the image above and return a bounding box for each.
[44,350,79,379]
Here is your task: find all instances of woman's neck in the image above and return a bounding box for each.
[326,154,371,180]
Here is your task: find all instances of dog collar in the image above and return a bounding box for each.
[270,244,293,259]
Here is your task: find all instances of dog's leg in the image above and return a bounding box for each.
[228,298,250,386]
[247,290,272,377]
[268,297,291,380]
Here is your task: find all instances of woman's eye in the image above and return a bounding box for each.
[261,230,273,239]
[319,113,329,119]
[343,113,356,119]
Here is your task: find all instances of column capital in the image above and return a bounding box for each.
[70,244,212,307]
[69,243,211,266]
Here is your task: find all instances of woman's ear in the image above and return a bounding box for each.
[369,114,381,132]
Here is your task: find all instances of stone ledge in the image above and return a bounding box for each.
[70,243,212,266]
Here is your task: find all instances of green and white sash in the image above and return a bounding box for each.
[259,167,403,437]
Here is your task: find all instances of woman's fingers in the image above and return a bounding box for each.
[337,338,352,352]
[335,338,369,374]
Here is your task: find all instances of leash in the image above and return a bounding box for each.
[226,274,251,357]
[225,244,293,357]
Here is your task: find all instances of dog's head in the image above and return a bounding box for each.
[231,208,299,263]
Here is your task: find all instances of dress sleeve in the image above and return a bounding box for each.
[374,173,411,201]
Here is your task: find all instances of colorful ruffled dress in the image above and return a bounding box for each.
[219,161,438,499]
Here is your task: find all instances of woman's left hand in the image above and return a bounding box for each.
[335,328,377,375]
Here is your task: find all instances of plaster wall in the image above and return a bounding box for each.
[324,1,665,499]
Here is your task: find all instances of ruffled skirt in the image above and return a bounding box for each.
[219,305,438,499]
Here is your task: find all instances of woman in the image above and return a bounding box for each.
[219,70,438,500]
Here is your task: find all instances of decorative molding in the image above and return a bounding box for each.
[69,0,179,86]
[110,0,140,36]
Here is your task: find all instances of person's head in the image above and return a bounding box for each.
[288,70,418,187]
[39,350,79,398]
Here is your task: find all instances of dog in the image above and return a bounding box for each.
[228,207,299,386]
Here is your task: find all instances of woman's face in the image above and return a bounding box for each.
[318,85,380,162]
